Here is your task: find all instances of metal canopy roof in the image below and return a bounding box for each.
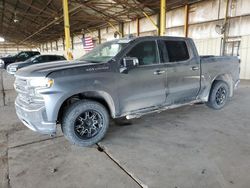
[0,0,202,45]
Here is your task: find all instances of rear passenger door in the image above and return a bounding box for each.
[160,39,200,104]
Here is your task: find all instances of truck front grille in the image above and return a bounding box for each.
[14,77,28,94]
[14,77,44,104]
[14,77,31,104]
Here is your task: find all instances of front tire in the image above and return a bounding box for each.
[62,100,109,147]
[206,81,229,110]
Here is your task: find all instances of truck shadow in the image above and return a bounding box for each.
[105,103,209,141]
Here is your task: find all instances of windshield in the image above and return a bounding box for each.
[17,52,28,58]
[78,40,128,63]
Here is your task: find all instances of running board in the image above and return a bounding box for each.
[126,100,201,120]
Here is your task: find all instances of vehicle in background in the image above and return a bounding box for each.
[0,54,15,58]
[14,36,240,147]
[0,51,40,69]
[7,54,66,75]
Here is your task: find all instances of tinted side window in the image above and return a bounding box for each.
[127,41,159,65]
[47,56,57,61]
[40,56,49,62]
[57,56,65,60]
[56,56,61,61]
[164,41,189,62]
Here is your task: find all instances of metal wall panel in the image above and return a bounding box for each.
[228,16,250,37]
[189,0,219,24]
[139,15,158,32]
[139,31,158,36]
[240,35,250,79]
[166,27,184,36]
[194,38,221,56]
[124,20,137,35]
[166,7,185,27]
[230,0,250,17]
[189,21,223,39]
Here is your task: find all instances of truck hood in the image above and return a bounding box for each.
[8,61,30,67]
[15,60,100,78]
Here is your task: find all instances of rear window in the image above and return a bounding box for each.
[58,56,66,60]
[29,52,40,56]
[45,56,61,61]
[164,41,189,62]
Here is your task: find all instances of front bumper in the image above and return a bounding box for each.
[15,97,56,134]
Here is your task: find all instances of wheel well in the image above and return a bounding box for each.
[57,92,113,124]
[211,74,233,97]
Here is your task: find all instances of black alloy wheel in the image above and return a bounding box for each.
[74,110,103,140]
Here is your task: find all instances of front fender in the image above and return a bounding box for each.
[41,87,119,122]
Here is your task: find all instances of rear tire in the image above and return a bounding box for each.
[62,100,109,147]
[206,81,229,110]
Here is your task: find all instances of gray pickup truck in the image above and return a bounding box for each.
[14,36,240,146]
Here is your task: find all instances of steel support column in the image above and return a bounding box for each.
[56,40,58,51]
[160,0,166,36]
[184,4,189,37]
[119,22,124,37]
[62,0,73,60]
[222,0,230,55]
[71,36,74,50]
[136,18,140,36]
[50,42,53,51]
[98,29,101,44]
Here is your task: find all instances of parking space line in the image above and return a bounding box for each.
[8,135,64,149]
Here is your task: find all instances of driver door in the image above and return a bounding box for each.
[117,40,167,114]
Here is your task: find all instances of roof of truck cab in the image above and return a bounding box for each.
[118,36,191,43]
[39,54,64,57]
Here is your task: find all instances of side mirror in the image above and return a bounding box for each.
[120,57,139,73]
[32,60,39,63]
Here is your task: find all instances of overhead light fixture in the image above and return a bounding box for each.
[13,13,19,23]
[54,17,60,25]
[0,37,5,42]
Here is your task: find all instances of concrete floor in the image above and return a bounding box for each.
[0,82,250,188]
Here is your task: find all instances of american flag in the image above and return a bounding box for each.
[82,36,94,52]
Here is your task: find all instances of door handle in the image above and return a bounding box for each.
[191,66,199,71]
[154,70,165,75]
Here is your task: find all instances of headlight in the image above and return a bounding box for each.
[29,77,54,88]
[8,65,18,72]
